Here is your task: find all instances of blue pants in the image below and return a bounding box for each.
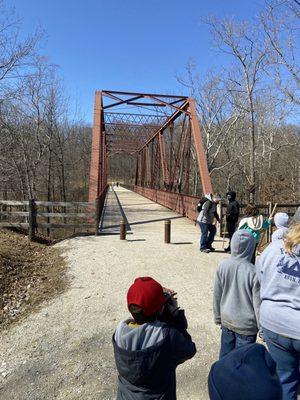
[198,222,216,250]
[220,326,257,359]
[263,327,300,400]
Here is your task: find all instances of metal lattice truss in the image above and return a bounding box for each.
[88,90,213,201]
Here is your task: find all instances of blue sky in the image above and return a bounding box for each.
[11,0,264,123]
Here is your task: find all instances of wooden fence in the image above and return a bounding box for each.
[0,186,108,240]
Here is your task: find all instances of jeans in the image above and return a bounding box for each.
[220,326,257,359]
[198,222,216,250]
[263,327,300,400]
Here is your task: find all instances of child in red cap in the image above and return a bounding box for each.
[113,276,196,400]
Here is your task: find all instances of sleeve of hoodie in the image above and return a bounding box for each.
[213,265,223,325]
[169,327,196,365]
[255,257,263,284]
[251,273,261,329]
[214,209,221,223]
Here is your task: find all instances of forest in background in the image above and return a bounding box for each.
[0,0,299,204]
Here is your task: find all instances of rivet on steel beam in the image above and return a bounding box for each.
[164,219,171,244]
[120,220,126,240]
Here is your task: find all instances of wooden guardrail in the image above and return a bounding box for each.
[0,186,108,240]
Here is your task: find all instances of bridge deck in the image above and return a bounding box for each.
[0,186,228,400]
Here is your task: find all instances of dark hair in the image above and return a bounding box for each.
[244,203,259,217]
[128,304,158,324]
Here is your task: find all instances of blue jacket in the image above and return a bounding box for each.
[113,310,196,399]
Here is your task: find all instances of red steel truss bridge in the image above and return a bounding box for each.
[88,90,213,221]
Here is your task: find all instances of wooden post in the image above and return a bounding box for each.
[95,197,100,236]
[257,202,277,252]
[28,199,36,241]
[267,202,272,243]
[217,201,223,237]
[164,219,171,243]
[120,220,126,240]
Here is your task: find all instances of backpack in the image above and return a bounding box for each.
[197,197,210,213]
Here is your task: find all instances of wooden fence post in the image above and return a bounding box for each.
[164,219,171,243]
[28,199,36,241]
[217,201,223,237]
[267,202,272,243]
[95,197,100,236]
[120,220,126,240]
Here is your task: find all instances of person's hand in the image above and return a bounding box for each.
[162,286,174,296]
[258,330,265,343]
[162,287,180,315]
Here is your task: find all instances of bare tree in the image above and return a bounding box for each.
[204,17,270,201]
[261,0,300,106]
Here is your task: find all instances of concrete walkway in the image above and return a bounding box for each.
[99,187,125,234]
[0,187,228,400]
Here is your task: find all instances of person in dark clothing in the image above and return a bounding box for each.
[208,343,282,400]
[224,191,239,253]
[112,277,196,400]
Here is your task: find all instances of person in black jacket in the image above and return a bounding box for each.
[224,191,240,253]
[112,276,196,400]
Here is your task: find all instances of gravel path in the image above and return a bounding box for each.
[0,187,229,400]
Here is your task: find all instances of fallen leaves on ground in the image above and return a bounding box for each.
[0,229,68,330]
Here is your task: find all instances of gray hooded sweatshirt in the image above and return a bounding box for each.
[256,239,300,340]
[213,230,260,335]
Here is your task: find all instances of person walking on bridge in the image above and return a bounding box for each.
[224,191,240,253]
[197,193,221,253]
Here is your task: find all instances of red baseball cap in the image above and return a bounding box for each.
[127,277,165,316]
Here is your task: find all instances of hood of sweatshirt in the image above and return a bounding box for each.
[272,227,289,241]
[231,230,256,261]
[226,191,236,200]
[114,319,165,351]
[205,193,213,201]
[274,212,289,228]
[243,215,264,230]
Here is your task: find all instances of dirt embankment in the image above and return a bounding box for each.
[0,229,68,330]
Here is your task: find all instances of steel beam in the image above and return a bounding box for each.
[88,91,103,202]
[102,89,188,100]
[138,100,189,151]
[158,131,169,188]
[89,90,213,202]
[188,98,213,194]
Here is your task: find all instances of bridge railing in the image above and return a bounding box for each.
[0,186,108,240]
[134,185,299,245]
